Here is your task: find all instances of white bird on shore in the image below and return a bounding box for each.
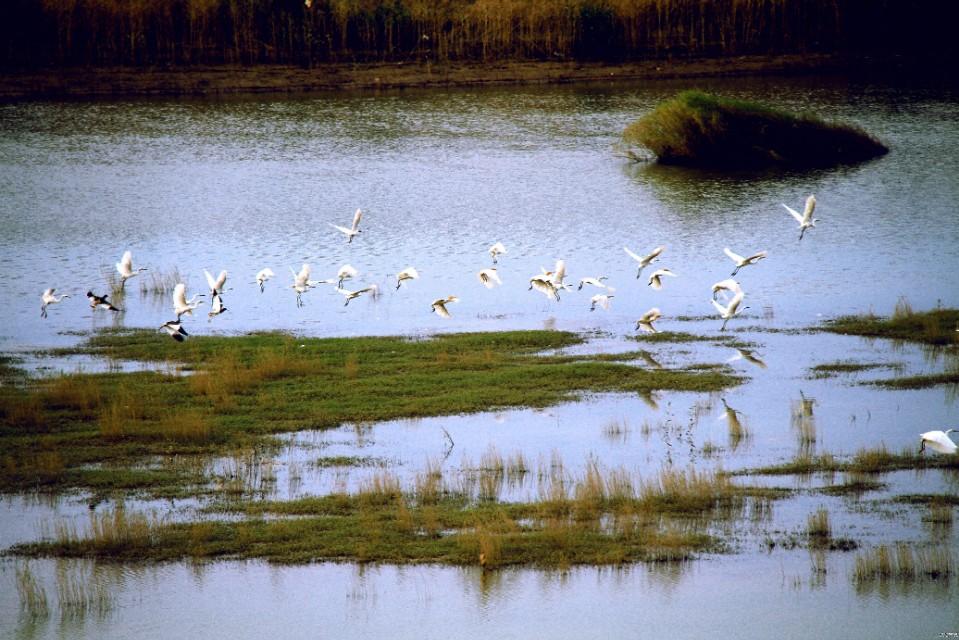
[489,242,507,264]
[635,307,662,333]
[396,266,419,290]
[712,290,748,331]
[577,276,608,291]
[172,283,204,319]
[711,278,743,300]
[337,264,358,288]
[208,292,227,319]
[624,245,664,279]
[782,195,818,241]
[255,268,275,293]
[204,269,228,296]
[160,319,189,342]
[115,250,147,289]
[648,268,677,291]
[40,288,70,318]
[478,267,502,289]
[919,429,957,454]
[431,295,459,318]
[330,208,363,243]
[589,294,614,311]
[724,248,767,276]
[336,286,373,307]
[86,291,121,312]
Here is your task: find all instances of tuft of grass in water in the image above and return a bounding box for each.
[825,306,959,346]
[623,90,887,168]
[55,562,115,621]
[869,372,959,390]
[139,268,183,296]
[806,507,831,547]
[853,544,955,584]
[16,563,49,619]
[808,361,903,379]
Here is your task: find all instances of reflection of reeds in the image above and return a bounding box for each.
[55,561,114,620]
[16,563,49,619]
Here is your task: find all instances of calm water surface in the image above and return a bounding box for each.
[1,75,958,638]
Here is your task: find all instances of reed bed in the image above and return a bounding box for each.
[4,0,946,69]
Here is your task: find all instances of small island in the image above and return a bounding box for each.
[623,90,888,168]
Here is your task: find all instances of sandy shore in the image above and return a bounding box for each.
[0,54,845,99]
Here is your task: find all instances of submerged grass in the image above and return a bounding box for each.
[623,90,887,168]
[0,329,740,494]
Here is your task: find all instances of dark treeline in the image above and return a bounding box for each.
[1,0,955,68]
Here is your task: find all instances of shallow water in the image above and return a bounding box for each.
[2,74,959,637]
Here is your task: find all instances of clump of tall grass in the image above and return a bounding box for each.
[827,304,959,346]
[853,544,955,583]
[16,563,49,619]
[623,91,888,168]
[42,375,103,414]
[139,268,183,296]
[806,507,831,546]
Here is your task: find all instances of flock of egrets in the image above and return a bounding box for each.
[38,196,824,339]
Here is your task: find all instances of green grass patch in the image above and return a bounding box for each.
[734,445,959,477]
[824,306,959,346]
[809,361,903,379]
[0,329,740,494]
[623,90,888,168]
[869,372,959,390]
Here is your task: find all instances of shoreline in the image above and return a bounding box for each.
[0,53,849,100]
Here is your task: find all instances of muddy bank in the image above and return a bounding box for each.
[0,54,844,99]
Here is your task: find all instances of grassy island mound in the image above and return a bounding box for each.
[623,90,888,168]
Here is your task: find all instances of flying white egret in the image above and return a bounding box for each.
[160,319,189,342]
[711,278,743,300]
[477,268,502,289]
[648,268,677,291]
[290,264,312,307]
[723,248,767,276]
[336,286,373,306]
[40,288,70,318]
[396,267,419,290]
[208,292,227,318]
[337,264,358,288]
[255,268,275,293]
[712,290,748,331]
[549,259,568,290]
[589,294,614,311]
[782,194,818,241]
[919,429,957,454]
[115,250,147,289]
[172,283,204,319]
[529,274,560,301]
[635,307,662,333]
[204,269,228,296]
[624,245,665,279]
[577,276,608,291]
[431,295,459,318]
[86,291,121,312]
[727,347,767,369]
[489,242,507,264]
[330,208,363,243]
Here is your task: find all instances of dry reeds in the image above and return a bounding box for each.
[853,544,955,583]
[806,507,831,545]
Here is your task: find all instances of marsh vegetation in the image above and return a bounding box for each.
[622,90,888,168]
